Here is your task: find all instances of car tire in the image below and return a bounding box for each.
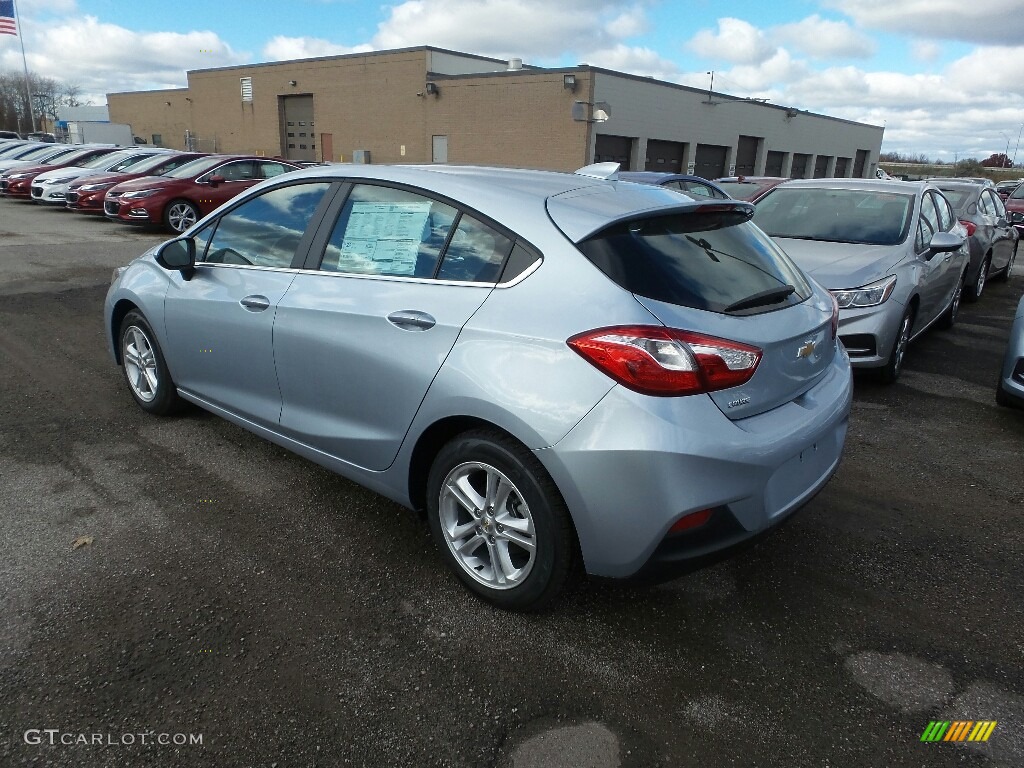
[878,305,915,384]
[992,243,1016,282]
[936,270,965,330]
[164,200,199,234]
[119,310,181,415]
[965,255,989,302]
[426,429,578,611]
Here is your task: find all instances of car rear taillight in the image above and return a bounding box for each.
[959,219,976,237]
[830,294,839,340]
[567,325,761,396]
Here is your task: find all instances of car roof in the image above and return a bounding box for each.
[715,176,788,183]
[768,178,924,193]
[276,163,718,242]
[618,171,715,184]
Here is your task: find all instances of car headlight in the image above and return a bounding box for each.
[6,172,32,181]
[122,189,157,199]
[80,182,115,192]
[830,276,897,308]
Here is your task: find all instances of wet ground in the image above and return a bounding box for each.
[1,201,1022,767]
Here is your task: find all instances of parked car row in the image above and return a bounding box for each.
[0,139,303,235]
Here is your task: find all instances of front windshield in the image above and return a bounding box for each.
[936,189,970,211]
[754,188,914,246]
[0,143,34,157]
[46,148,99,165]
[12,145,66,162]
[1010,184,1024,201]
[162,156,225,179]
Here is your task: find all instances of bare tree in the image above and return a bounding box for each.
[0,70,87,133]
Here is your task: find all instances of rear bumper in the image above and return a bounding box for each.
[537,346,852,579]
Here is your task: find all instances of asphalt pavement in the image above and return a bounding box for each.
[0,200,1022,767]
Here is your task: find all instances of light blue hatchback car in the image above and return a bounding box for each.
[105,163,853,609]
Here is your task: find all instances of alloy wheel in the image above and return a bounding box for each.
[122,326,159,402]
[893,313,912,375]
[438,461,537,590]
[167,202,197,233]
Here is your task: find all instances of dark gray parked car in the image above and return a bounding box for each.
[932,181,1018,301]
[104,163,852,609]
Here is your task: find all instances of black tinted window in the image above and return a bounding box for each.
[202,183,330,268]
[577,212,812,315]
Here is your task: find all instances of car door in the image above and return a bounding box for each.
[274,182,514,471]
[983,189,1015,272]
[162,180,335,427]
[913,192,951,325]
[195,160,260,214]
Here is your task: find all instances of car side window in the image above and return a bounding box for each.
[321,184,458,277]
[258,161,291,179]
[676,181,714,198]
[978,191,993,217]
[933,192,953,232]
[916,194,939,252]
[200,182,331,268]
[215,161,256,182]
[436,214,514,283]
[983,190,1004,218]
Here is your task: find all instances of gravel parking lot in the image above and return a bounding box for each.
[1,200,1022,767]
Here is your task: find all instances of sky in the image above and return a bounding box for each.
[2,0,1023,162]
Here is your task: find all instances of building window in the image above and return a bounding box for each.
[240,77,253,102]
[151,134,162,146]
[288,143,296,149]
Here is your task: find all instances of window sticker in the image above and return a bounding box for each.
[337,201,432,276]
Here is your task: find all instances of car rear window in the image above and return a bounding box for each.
[576,209,812,315]
[754,188,914,246]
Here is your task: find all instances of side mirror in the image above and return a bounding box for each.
[157,237,196,280]
[207,174,225,187]
[927,231,963,258]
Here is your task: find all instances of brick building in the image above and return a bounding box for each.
[108,46,884,178]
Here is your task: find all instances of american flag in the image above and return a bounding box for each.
[0,0,17,36]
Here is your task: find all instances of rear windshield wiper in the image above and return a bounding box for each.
[724,285,796,313]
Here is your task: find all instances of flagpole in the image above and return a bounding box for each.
[12,0,36,133]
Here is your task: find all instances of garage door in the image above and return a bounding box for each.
[281,95,315,162]
[814,155,831,178]
[594,135,634,170]
[853,149,869,178]
[791,153,811,179]
[765,150,785,176]
[735,136,760,176]
[835,157,850,177]
[693,144,728,180]
[645,139,684,173]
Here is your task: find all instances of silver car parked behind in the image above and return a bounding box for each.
[753,179,969,383]
[105,163,852,609]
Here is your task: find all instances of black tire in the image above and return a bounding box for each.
[964,255,989,302]
[163,199,199,234]
[118,310,182,415]
[992,243,1016,283]
[936,270,965,330]
[878,305,915,384]
[426,429,578,611]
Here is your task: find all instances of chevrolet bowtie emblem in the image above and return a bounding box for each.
[797,340,816,358]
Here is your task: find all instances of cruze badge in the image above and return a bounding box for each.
[797,340,817,359]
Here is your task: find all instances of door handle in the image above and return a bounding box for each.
[387,310,436,331]
[240,295,271,311]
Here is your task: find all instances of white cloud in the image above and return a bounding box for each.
[910,41,942,63]
[687,18,775,65]
[262,36,373,61]
[774,15,875,59]
[826,0,1024,45]
[0,16,247,103]
[372,0,649,59]
[576,44,681,81]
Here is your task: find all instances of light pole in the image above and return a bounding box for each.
[1014,123,1023,168]
[1000,132,1011,168]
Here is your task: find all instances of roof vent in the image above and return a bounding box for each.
[507,58,523,71]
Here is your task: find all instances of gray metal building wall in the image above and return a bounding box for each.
[590,71,884,179]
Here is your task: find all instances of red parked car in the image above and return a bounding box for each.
[713,176,790,202]
[66,152,206,214]
[1006,183,1024,239]
[104,155,301,234]
[0,146,120,199]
